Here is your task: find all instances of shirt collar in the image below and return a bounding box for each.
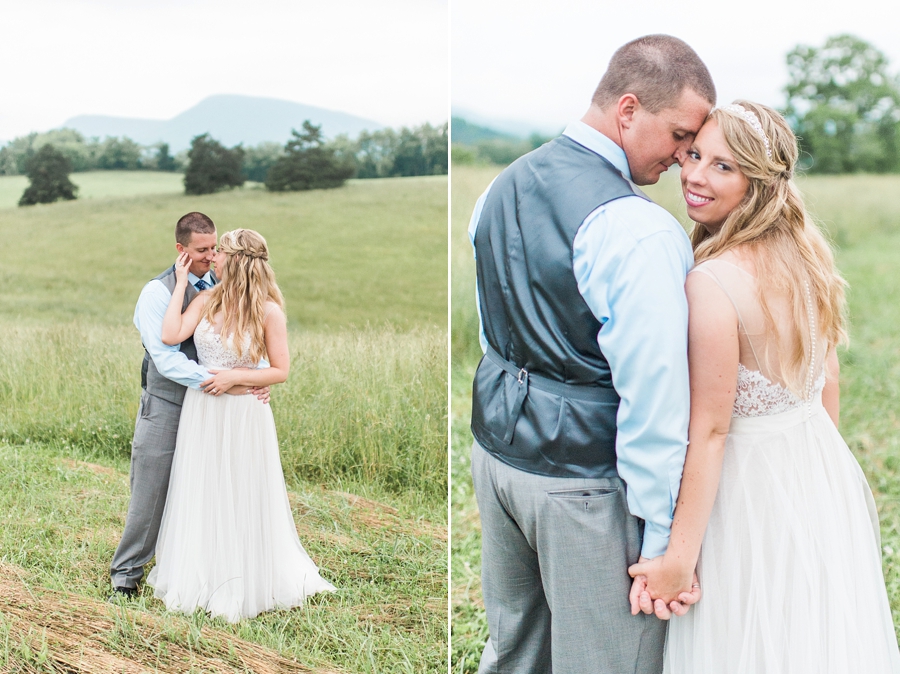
[562,121,632,182]
[187,270,213,287]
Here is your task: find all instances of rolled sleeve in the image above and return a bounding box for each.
[134,280,210,389]
[574,200,692,558]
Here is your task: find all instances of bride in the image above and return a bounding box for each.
[628,101,900,671]
[147,228,335,622]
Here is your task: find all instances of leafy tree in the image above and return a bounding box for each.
[785,34,900,173]
[0,128,95,175]
[354,128,398,178]
[343,123,448,178]
[18,144,78,206]
[326,133,360,178]
[390,123,448,176]
[242,142,283,182]
[265,121,354,192]
[96,136,143,170]
[183,134,245,195]
[155,143,177,171]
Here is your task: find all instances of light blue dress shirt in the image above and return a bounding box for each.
[133,270,213,390]
[468,121,693,558]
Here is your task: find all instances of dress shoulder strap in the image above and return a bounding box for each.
[690,260,764,369]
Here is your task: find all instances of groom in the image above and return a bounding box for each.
[109,211,267,597]
[469,35,714,673]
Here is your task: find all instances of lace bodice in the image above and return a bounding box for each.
[194,318,257,369]
[734,363,826,418]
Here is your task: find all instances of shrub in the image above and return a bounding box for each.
[18,144,78,206]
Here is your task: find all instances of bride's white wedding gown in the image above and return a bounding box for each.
[147,316,335,622]
[664,259,900,673]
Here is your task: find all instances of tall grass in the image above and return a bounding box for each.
[0,323,447,502]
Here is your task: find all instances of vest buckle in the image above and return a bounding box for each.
[517,368,528,385]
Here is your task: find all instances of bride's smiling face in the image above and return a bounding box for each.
[680,118,749,232]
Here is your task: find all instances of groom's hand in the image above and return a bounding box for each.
[249,386,270,404]
[628,556,702,620]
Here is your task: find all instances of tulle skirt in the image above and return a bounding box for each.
[147,388,335,623]
[664,402,900,673]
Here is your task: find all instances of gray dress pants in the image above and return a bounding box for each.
[109,390,182,589]
[472,440,666,674]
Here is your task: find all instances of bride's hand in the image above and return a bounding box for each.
[174,251,192,284]
[200,369,242,396]
[628,556,698,617]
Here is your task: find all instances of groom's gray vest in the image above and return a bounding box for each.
[471,135,647,479]
[140,266,217,406]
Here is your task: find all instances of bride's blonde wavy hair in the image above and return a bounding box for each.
[690,100,848,395]
[200,228,285,364]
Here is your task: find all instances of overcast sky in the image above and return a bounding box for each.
[0,0,448,142]
[452,0,900,134]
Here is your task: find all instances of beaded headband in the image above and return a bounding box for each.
[720,104,771,159]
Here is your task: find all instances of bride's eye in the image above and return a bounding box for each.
[687,150,700,160]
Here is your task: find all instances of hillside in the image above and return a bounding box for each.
[63,94,384,150]
[450,116,518,145]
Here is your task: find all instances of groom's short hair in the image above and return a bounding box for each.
[175,212,216,245]
[592,35,716,114]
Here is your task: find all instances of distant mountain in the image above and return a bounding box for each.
[451,107,560,139]
[62,95,384,151]
[450,116,518,145]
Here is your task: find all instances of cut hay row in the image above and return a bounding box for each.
[0,563,343,674]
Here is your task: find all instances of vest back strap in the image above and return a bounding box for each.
[484,345,619,443]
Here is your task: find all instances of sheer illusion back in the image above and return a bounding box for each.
[690,258,826,417]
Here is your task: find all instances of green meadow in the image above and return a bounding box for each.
[0,173,447,673]
[451,165,900,671]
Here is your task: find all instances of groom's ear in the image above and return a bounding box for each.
[175,242,185,254]
[617,94,639,128]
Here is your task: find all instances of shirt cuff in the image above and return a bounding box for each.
[640,521,671,559]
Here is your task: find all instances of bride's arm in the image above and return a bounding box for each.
[822,348,840,427]
[200,304,289,393]
[161,252,208,345]
[629,270,739,605]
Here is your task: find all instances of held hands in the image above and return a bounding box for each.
[628,555,702,620]
[174,251,192,285]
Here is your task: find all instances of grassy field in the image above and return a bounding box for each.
[0,171,186,210]
[0,174,445,330]
[0,173,447,673]
[450,164,900,671]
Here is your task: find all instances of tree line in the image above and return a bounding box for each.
[11,120,447,205]
[2,121,447,181]
[453,35,900,175]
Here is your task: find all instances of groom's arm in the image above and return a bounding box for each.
[134,280,211,389]
[573,197,693,560]
[467,180,497,355]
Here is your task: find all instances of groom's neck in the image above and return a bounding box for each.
[581,105,621,149]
